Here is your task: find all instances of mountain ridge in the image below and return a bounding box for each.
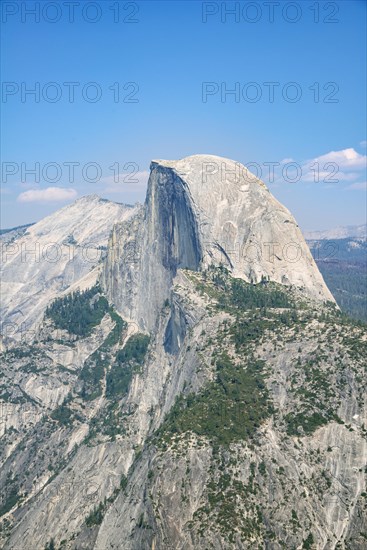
[304,224,367,241]
[0,196,139,343]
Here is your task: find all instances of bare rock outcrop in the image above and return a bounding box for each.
[102,155,334,331]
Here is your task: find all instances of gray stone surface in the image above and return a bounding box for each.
[0,156,365,550]
[102,155,334,332]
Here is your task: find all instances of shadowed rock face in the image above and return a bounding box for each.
[102,155,334,330]
[149,163,202,273]
[101,164,203,332]
[163,298,187,355]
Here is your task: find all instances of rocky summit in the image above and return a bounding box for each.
[0,156,365,550]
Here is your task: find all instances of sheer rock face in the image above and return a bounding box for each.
[102,155,334,331]
[0,195,137,342]
[101,163,202,331]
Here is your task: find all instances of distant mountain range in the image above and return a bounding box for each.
[304,224,366,240]
[305,231,366,322]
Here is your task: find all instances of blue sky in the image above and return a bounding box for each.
[1,0,366,231]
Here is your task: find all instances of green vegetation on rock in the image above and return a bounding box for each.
[157,352,272,446]
[285,411,337,436]
[79,309,127,402]
[0,485,20,517]
[106,334,150,398]
[50,402,82,426]
[194,265,293,312]
[46,285,109,337]
[86,333,150,440]
[85,500,106,526]
[44,539,56,550]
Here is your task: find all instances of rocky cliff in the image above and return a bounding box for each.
[0,195,137,343]
[0,156,365,550]
[102,155,334,331]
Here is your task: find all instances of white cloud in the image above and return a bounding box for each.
[266,147,366,189]
[17,187,77,203]
[298,147,366,186]
[312,148,366,170]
